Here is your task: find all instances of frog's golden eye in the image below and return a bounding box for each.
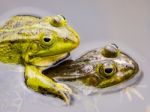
[96,61,117,78]
[41,36,53,46]
[40,33,56,46]
[50,15,67,27]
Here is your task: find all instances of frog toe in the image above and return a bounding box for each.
[55,83,72,104]
[57,83,72,94]
[59,90,71,105]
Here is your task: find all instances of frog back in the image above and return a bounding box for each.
[2,15,41,29]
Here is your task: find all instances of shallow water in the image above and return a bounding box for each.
[0,42,149,112]
[0,5,150,112]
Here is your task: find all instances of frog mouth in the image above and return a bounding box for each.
[46,53,70,69]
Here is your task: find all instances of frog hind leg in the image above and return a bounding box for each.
[24,64,72,104]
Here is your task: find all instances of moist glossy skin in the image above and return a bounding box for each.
[44,44,139,88]
[0,15,80,104]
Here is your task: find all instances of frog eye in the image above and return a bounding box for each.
[50,15,67,27]
[42,36,53,46]
[101,43,120,58]
[96,61,117,78]
[40,33,56,46]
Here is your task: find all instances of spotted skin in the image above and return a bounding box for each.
[0,15,80,104]
[44,44,139,88]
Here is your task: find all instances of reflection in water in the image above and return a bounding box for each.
[122,85,145,102]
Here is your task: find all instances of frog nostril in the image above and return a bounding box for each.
[64,37,69,41]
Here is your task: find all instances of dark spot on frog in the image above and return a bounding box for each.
[14,23,21,28]
[10,41,15,44]
[64,37,69,42]
[94,57,98,60]
[66,66,72,69]
[8,56,12,59]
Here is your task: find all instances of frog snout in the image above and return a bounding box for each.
[67,27,80,46]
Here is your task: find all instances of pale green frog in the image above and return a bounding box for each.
[0,15,80,104]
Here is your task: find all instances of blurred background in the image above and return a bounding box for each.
[0,0,150,112]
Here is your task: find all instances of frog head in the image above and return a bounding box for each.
[65,44,139,88]
[94,44,139,88]
[29,15,80,57]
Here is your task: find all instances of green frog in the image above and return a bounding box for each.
[0,15,80,104]
[44,44,139,90]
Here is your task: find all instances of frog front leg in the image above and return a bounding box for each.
[24,65,72,104]
[22,43,72,104]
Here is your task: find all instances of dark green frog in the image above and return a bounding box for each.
[44,44,139,89]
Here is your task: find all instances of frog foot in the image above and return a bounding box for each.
[39,82,72,104]
[54,82,72,103]
[25,65,72,104]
